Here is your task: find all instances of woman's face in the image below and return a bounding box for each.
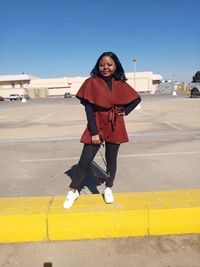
[98,56,116,79]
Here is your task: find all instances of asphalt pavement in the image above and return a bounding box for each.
[0,93,200,197]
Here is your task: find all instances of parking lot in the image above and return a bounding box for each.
[0,93,200,197]
[0,92,200,267]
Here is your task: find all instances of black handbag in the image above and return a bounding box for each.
[89,160,110,182]
[87,143,110,182]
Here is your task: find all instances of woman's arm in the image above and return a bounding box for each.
[123,97,141,115]
[81,99,99,136]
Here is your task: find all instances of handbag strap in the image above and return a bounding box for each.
[98,142,107,168]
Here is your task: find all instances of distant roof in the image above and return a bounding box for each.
[0,74,39,82]
[126,72,163,80]
[152,74,163,80]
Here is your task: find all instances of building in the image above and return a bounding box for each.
[126,72,162,93]
[0,72,163,98]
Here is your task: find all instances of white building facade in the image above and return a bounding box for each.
[0,72,162,98]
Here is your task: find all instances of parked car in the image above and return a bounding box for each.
[0,96,4,101]
[190,87,200,98]
[64,92,72,98]
[9,94,22,101]
[189,82,200,98]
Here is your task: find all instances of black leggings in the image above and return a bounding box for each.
[70,142,120,189]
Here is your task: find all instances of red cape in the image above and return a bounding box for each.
[76,76,140,144]
[76,77,140,108]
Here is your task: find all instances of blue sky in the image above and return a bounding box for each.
[0,0,199,82]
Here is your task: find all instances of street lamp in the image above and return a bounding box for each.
[132,58,136,89]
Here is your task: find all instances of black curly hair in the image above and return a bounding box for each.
[90,52,127,81]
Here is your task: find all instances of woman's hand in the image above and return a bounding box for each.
[118,111,125,116]
[91,134,100,144]
[118,106,125,116]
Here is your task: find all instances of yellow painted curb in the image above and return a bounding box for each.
[0,196,52,243]
[0,189,200,243]
[147,190,200,235]
[48,193,148,240]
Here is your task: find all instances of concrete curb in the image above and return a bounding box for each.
[0,189,200,243]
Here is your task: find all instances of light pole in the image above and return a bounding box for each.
[172,74,177,95]
[132,58,136,89]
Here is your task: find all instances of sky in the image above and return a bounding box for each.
[0,0,199,82]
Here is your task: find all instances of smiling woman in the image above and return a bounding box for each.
[90,52,127,82]
[63,51,141,209]
[99,56,116,79]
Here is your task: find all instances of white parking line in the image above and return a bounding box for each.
[35,113,54,122]
[21,157,78,162]
[21,150,200,162]
[119,150,200,158]
[164,122,183,131]
[0,115,8,119]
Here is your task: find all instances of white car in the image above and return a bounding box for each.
[9,94,22,101]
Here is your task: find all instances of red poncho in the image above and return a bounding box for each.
[76,76,140,144]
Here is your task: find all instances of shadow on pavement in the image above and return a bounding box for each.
[64,164,104,194]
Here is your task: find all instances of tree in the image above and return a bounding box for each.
[192,71,200,83]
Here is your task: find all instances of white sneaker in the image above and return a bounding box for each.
[104,187,114,204]
[63,190,79,209]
